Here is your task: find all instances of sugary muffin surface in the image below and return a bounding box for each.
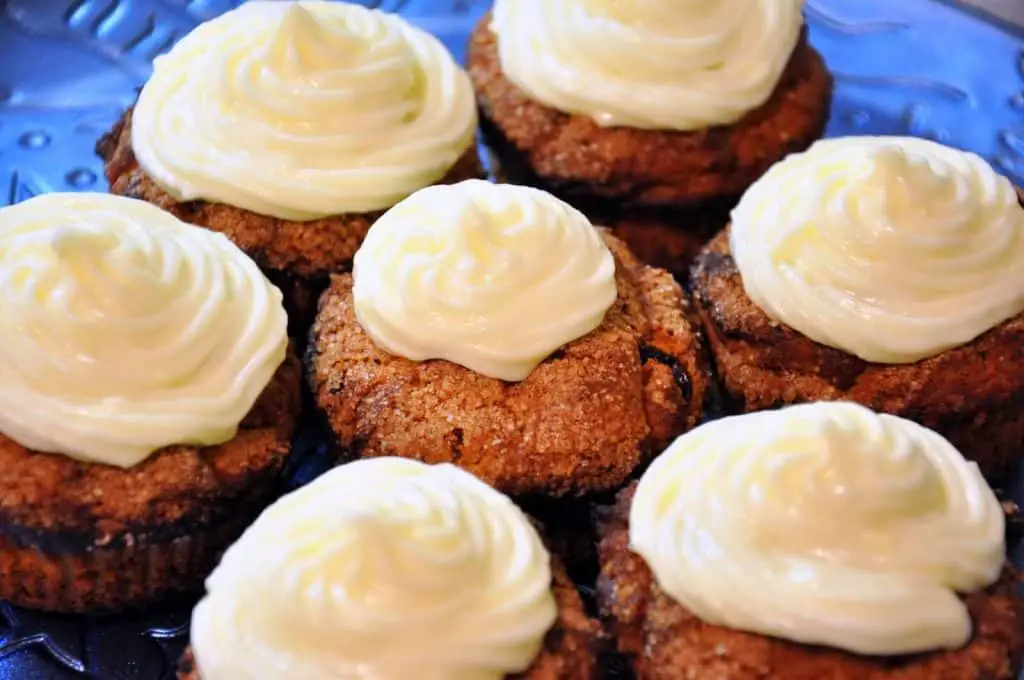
[309,231,708,497]
[469,16,832,205]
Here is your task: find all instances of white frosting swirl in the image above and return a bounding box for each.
[191,457,557,680]
[490,0,804,131]
[0,193,287,467]
[132,0,477,220]
[730,136,1024,363]
[631,402,1005,656]
[353,180,617,381]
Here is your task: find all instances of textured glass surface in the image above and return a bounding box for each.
[0,1,1021,678]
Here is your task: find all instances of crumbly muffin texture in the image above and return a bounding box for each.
[597,484,1024,680]
[690,230,1024,481]
[469,17,832,207]
[0,349,302,612]
[97,108,484,280]
[97,108,483,335]
[487,146,729,281]
[307,232,709,498]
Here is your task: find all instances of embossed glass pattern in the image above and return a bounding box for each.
[0,1,1021,678]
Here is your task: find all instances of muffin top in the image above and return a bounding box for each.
[309,181,708,496]
[353,179,617,381]
[131,0,476,220]
[0,193,287,467]
[489,0,803,131]
[630,401,1005,656]
[190,457,557,680]
[729,136,1024,364]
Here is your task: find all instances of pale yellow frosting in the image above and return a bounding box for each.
[353,180,617,381]
[730,136,1024,363]
[630,402,1005,656]
[191,457,557,680]
[132,0,477,220]
[490,0,804,131]
[0,193,287,467]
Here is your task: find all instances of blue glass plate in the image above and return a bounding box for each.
[0,1,1021,678]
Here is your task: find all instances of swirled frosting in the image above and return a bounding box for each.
[353,180,617,381]
[730,136,1024,363]
[132,0,477,220]
[630,402,1005,656]
[490,0,804,131]
[0,193,287,467]
[191,457,557,680]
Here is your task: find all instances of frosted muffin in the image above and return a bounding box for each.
[99,0,482,333]
[307,180,710,498]
[0,193,300,613]
[691,136,1024,480]
[598,402,1022,679]
[177,457,598,680]
[469,0,832,278]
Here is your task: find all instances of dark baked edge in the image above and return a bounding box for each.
[0,483,273,613]
[596,483,1024,679]
[690,228,1024,481]
[468,15,833,206]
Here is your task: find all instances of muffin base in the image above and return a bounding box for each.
[306,232,710,498]
[597,484,1024,680]
[0,489,271,613]
[0,349,302,613]
[690,230,1024,481]
[177,551,599,680]
[468,16,833,207]
[97,109,485,337]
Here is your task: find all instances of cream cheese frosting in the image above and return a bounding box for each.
[191,457,557,680]
[730,136,1024,363]
[132,0,477,220]
[353,180,617,381]
[490,0,804,131]
[0,193,287,467]
[630,402,1005,656]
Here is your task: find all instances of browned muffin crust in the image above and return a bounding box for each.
[468,16,832,207]
[307,232,709,498]
[97,109,484,332]
[597,484,1024,680]
[487,147,728,281]
[605,209,722,283]
[178,550,599,680]
[0,348,302,613]
[690,229,1024,480]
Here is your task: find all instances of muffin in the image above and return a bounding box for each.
[307,180,709,499]
[0,193,300,613]
[98,0,482,334]
[598,402,1023,679]
[177,457,598,680]
[691,136,1024,480]
[468,0,833,278]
